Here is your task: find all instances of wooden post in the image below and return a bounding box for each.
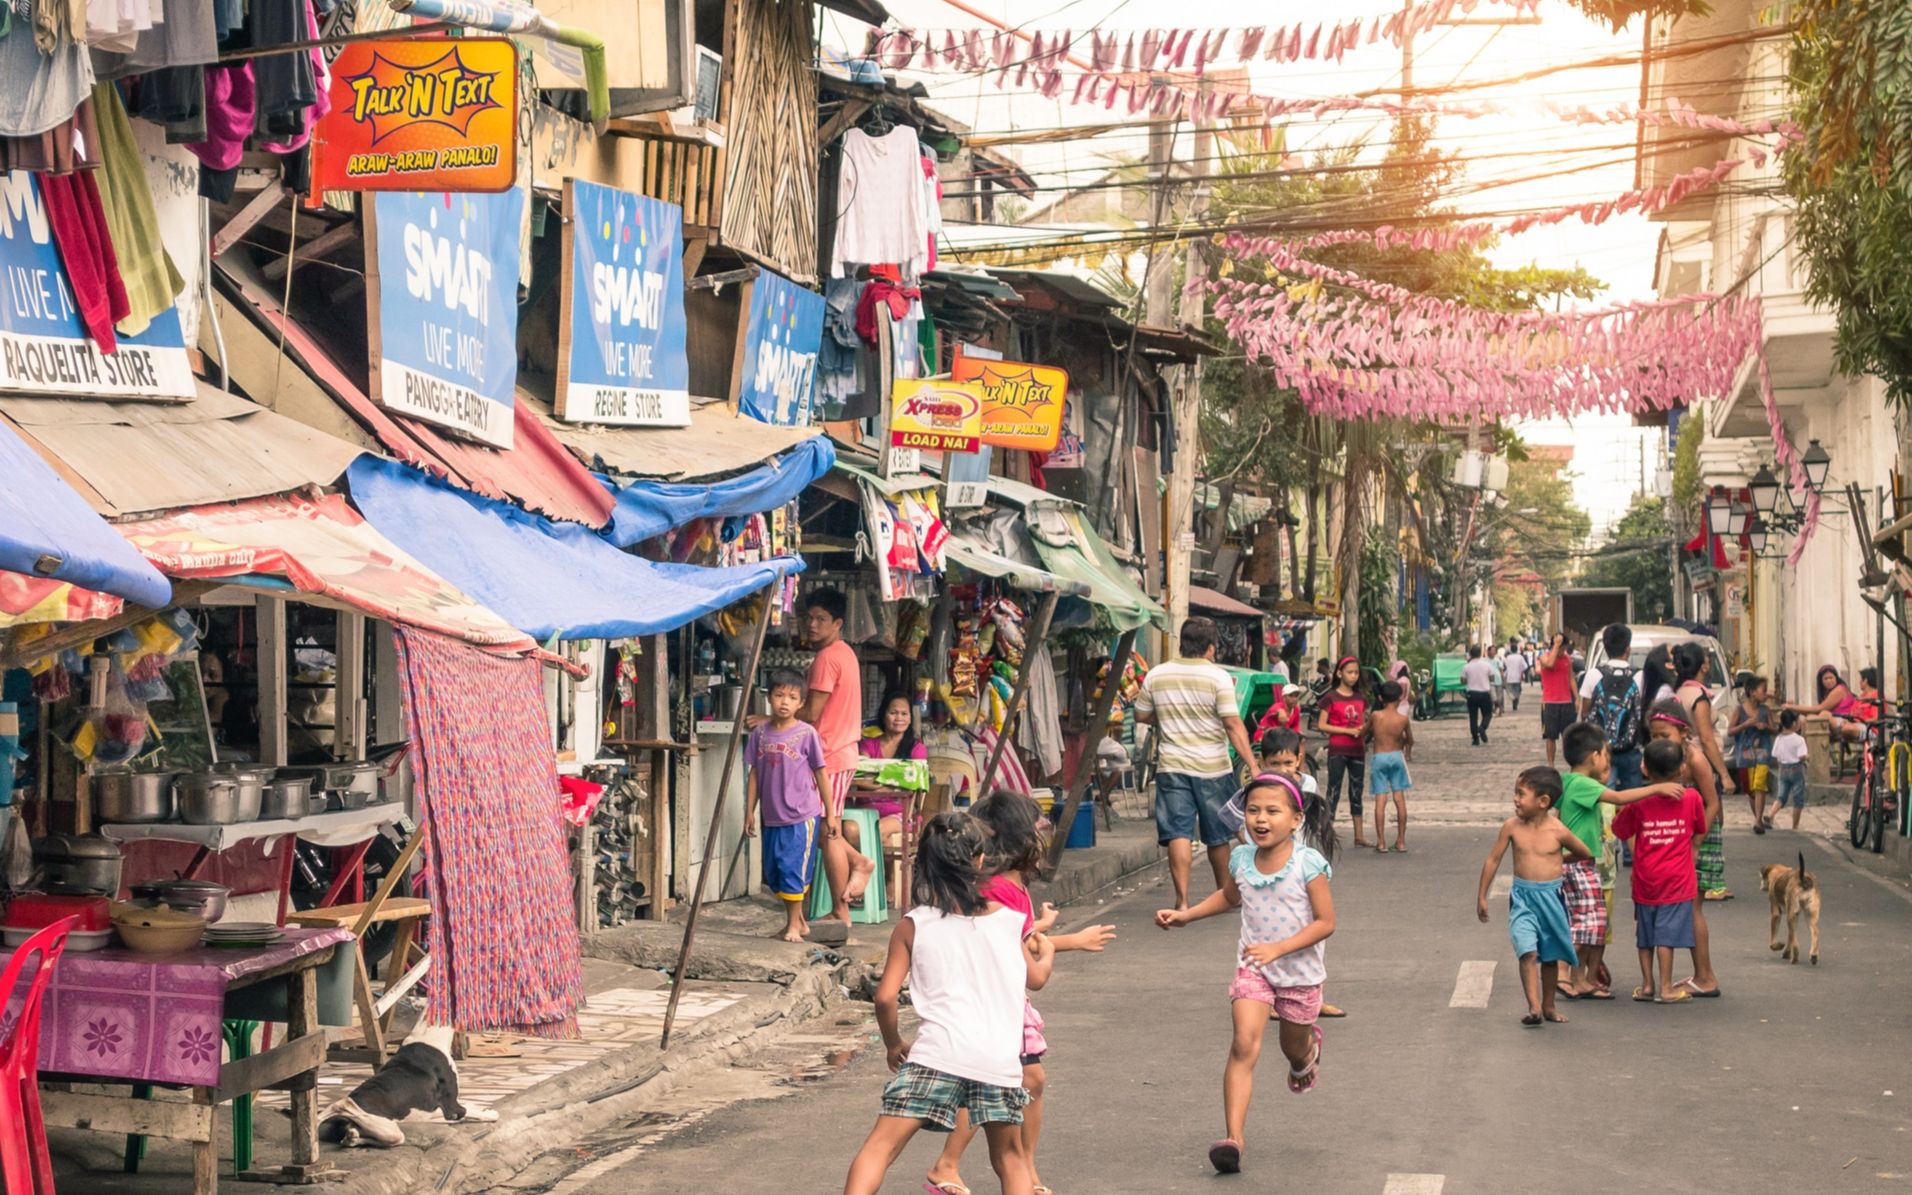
[660,591,774,1049]
[976,590,1060,795]
[335,610,366,759]
[1044,628,1138,874]
[285,965,321,1168]
[257,597,288,768]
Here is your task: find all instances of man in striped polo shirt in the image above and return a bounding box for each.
[1135,617,1257,909]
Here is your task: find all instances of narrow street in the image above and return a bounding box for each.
[524,700,1912,1194]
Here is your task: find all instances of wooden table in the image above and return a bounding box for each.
[8,927,353,1193]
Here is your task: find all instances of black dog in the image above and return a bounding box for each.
[320,1034,481,1147]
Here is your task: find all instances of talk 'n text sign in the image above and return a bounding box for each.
[952,349,1070,453]
[736,270,823,426]
[890,379,984,454]
[0,172,193,399]
[368,190,523,449]
[557,180,689,426]
[315,38,518,193]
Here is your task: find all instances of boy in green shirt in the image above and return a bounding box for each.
[1557,723,1684,998]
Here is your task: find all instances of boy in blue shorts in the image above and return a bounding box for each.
[1476,766,1590,1027]
[744,671,830,942]
[1367,682,1414,853]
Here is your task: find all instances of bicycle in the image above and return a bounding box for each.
[1847,710,1910,853]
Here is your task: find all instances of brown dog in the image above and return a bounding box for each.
[1759,851,1821,965]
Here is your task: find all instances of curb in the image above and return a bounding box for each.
[1035,833,1164,909]
[327,964,843,1195]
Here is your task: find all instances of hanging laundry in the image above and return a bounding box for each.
[249,0,321,141]
[92,82,183,335]
[827,125,929,278]
[854,271,920,344]
[187,63,254,201]
[0,6,94,138]
[0,94,96,173]
[129,65,206,145]
[919,152,942,273]
[41,169,130,351]
[91,0,218,80]
[85,0,158,54]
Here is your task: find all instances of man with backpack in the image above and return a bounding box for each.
[1579,624,1645,789]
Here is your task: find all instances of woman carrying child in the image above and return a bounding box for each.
[847,813,1054,1195]
[1157,774,1338,1175]
[926,793,1117,1195]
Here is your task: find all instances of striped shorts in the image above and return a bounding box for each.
[826,769,856,817]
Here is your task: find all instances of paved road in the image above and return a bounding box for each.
[537,705,1912,1194]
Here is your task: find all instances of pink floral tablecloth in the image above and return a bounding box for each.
[3,926,351,1087]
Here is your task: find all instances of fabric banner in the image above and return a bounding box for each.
[116,492,533,650]
[369,189,524,448]
[391,626,582,1038]
[601,435,835,548]
[736,270,824,426]
[557,180,690,426]
[347,456,803,640]
[0,416,171,607]
[0,570,123,628]
[0,172,194,399]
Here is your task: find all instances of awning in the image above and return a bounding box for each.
[986,480,1166,633]
[0,384,360,521]
[943,528,1087,596]
[214,261,615,528]
[1190,584,1266,619]
[533,395,822,482]
[116,492,534,651]
[346,457,803,641]
[601,435,836,548]
[0,417,170,607]
[0,571,127,628]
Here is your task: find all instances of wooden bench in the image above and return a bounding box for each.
[285,897,431,1069]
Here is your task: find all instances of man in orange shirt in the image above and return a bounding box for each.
[798,588,875,926]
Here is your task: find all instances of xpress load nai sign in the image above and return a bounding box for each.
[368,189,523,449]
[556,180,689,426]
[0,172,194,399]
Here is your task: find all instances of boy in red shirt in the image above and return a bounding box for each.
[1612,739,1709,1004]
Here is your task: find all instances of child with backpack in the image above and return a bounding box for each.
[1579,625,1646,789]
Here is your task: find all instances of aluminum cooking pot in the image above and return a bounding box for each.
[93,768,176,823]
[32,833,124,895]
[130,878,230,923]
[175,773,257,824]
[260,775,315,820]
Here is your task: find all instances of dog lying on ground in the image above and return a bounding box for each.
[319,1024,497,1148]
[1759,852,1821,965]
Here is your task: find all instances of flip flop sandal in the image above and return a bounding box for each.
[1630,986,1655,1002]
[1287,1024,1324,1094]
[1672,979,1722,998]
[923,1183,972,1195]
[1583,988,1615,1000]
[1208,1140,1243,1174]
[1655,990,1693,1004]
[1319,1004,1348,1018]
[1521,1013,1544,1027]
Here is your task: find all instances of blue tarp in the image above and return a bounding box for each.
[601,435,835,548]
[346,457,801,641]
[0,419,170,607]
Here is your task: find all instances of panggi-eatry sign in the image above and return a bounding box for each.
[890,379,984,453]
[0,172,194,399]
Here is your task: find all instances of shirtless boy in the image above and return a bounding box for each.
[1366,683,1414,853]
[1476,766,1592,1026]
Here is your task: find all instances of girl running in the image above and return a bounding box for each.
[846,813,1054,1195]
[1156,774,1338,1175]
[926,793,1117,1195]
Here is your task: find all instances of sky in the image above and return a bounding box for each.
[819,0,1673,534]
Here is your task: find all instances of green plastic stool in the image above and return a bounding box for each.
[123,1019,259,1175]
[807,807,887,924]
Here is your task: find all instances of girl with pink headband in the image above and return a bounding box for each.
[1157,773,1338,1175]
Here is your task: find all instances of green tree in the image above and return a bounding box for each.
[1578,495,1676,621]
[1485,454,1593,594]
[1783,1,1912,406]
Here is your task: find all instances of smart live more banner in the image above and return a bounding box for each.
[736,270,823,427]
[0,172,194,399]
[369,189,523,449]
[556,180,689,426]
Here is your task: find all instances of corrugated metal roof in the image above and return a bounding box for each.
[986,267,1124,309]
[214,261,615,528]
[0,383,361,519]
[1189,584,1265,620]
[534,395,823,482]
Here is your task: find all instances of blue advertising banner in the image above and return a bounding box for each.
[557,179,689,426]
[0,172,194,399]
[735,270,822,426]
[369,188,523,449]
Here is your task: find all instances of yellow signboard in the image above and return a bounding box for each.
[953,350,1069,452]
[890,379,985,453]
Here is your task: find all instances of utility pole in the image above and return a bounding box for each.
[1143,81,1183,654]
[1163,81,1214,645]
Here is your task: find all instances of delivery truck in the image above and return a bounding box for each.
[1551,587,1634,644]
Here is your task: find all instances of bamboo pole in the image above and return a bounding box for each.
[659,592,775,1049]
[975,590,1061,796]
[1044,628,1139,874]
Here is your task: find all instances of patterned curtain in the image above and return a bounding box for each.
[392,628,581,1038]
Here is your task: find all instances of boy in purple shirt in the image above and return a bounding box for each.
[745,671,830,941]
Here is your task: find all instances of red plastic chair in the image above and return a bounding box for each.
[0,916,77,1195]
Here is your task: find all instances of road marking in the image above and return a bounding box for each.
[1384,1175,1446,1195]
[1449,960,1495,1009]
[1489,875,1511,898]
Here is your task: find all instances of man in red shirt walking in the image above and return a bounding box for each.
[1537,631,1578,767]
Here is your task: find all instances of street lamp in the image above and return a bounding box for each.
[1748,463,1781,515]
[1801,439,1832,492]
[1705,488,1733,536]
[1746,512,1769,555]
[1726,498,1749,537]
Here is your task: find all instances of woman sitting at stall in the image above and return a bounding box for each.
[1786,664,1871,743]
[842,691,928,860]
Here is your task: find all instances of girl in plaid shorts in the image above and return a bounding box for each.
[847,813,1055,1195]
